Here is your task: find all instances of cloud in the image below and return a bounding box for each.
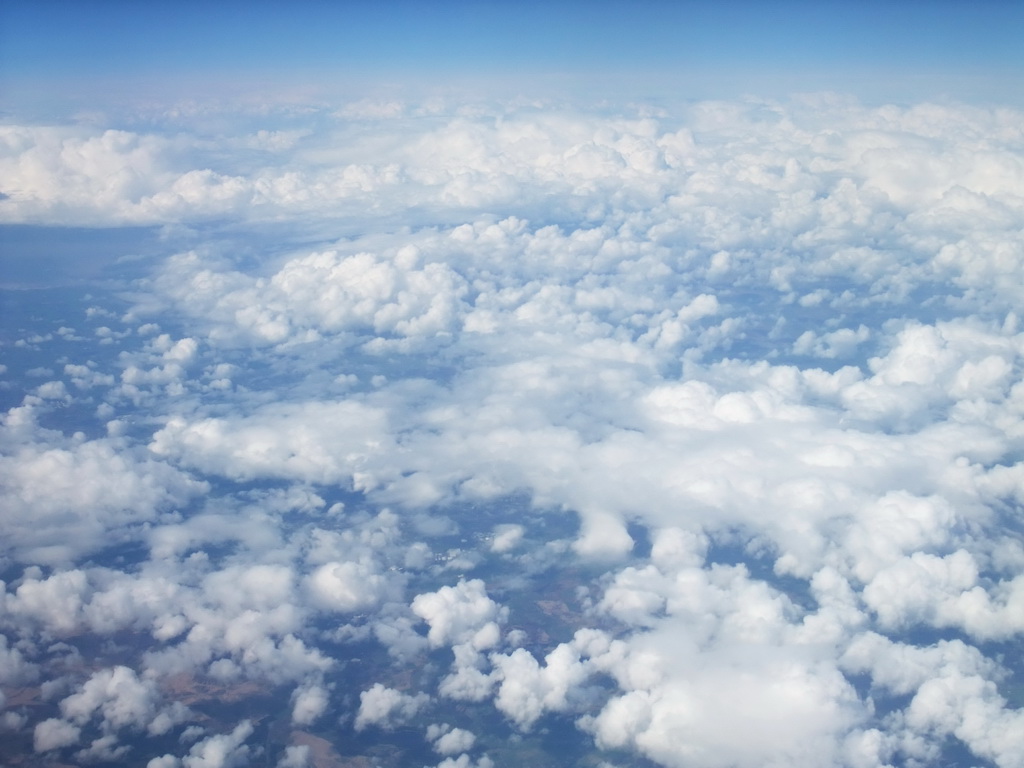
[432,755,494,768]
[290,680,329,726]
[354,683,430,731]
[276,744,310,768]
[432,757,495,768]
[842,632,1024,768]
[4,93,1024,768]
[488,524,524,553]
[59,665,190,736]
[149,400,392,487]
[0,403,207,565]
[149,248,467,349]
[33,717,81,752]
[181,720,255,768]
[582,637,864,768]
[304,560,394,613]
[0,632,37,685]
[792,325,870,359]
[411,579,507,650]
[426,723,476,755]
[437,643,496,702]
[490,630,608,730]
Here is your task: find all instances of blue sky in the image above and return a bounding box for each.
[3,1,1023,108]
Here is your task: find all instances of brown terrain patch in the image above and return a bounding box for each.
[162,672,268,705]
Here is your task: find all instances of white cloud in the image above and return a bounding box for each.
[304,560,392,613]
[583,639,863,768]
[432,755,494,768]
[182,720,254,768]
[489,524,524,553]
[0,633,37,685]
[437,643,496,702]
[490,631,604,731]
[75,734,131,763]
[354,683,429,731]
[59,665,190,736]
[290,681,329,726]
[426,723,477,755]
[149,400,392,487]
[411,579,507,650]
[150,248,467,349]
[841,631,1024,768]
[793,325,870,359]
[276,744,310,768]
[0,404,207,565]
[33,717,81,752]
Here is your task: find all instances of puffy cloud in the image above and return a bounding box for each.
[0,631,38,684]
[432,755,494,768]
[573,557,873,767]
[33,717,81,752]
[426,723,477,755]
[0,126,174,225]
[0,405,207,565]
[150,400,392,487]
[583,641,863,768]
[410,579,506,650]
[290,680,329,726]
[905,674,1024,768]
[437,643,496,702]
[354,683,430,731]
[59,665,190,736]
[793,325,870,359]
[490,630,605,730]
[862,551,1024,641]
[75,734,131,763]
[276,744,310,768]
[181,720,255,768]
[841,632,1001,697]
[842,632,1024,768]
[304,560,392,613]
[489,524,524,553]
[4,568,93,633]
[150,248,467,349]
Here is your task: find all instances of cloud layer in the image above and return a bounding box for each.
[1,94,1023,767]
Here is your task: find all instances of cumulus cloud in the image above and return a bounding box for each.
[582,638,864,768]
[305,559,393,613]
[33,717,81,752]
[59,665,190,736]
[354,683,430,731]
[276,744,310,768]
[181,720,255,768]
[4,92,1024,768]
[426,723,477,755]
[490,630,605,730]
[290,680,329,726]
[0,403,207,565]
[432,757,495,768]
[149,400,392,487]
[432,755,494,768]
[488,524,524,553]
[411,579,507,650]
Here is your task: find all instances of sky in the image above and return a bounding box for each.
[3,1,1024,108]
[1,3,1024,768]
